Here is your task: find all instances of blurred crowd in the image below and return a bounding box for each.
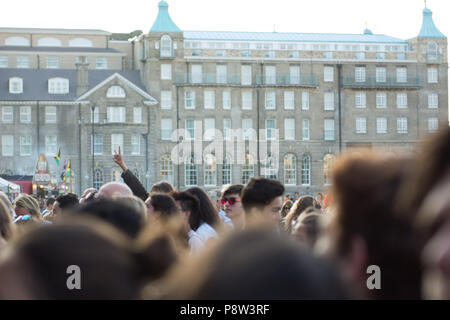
[1,127,450,300]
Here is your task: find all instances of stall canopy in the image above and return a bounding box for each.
[0,177,21,194]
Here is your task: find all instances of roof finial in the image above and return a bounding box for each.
[365,21,368,30]
[424,0,427,8]
[273,24,276,33]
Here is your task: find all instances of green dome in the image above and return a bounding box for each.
[150,1,181,33]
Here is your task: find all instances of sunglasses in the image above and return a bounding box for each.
[221,197,241,206]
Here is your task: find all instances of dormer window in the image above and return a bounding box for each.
[9,77,23,94]
[160,35,173,57]
[107,86,126,98]
[48,78,69,94]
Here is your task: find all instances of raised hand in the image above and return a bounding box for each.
[113,146,128,171]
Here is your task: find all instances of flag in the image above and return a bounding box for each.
[54,148,61,167]
[66,160,71,180]
[61,160,67,181]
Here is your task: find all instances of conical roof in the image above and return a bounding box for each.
[150,1,181,33]
[418,8,446,38]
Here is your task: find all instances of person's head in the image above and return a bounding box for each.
[281,200,293,219]
[316,149,421,299]
[241,178,285,228]
[145,193,179,222]
[0,220,154,299]
[0,192,14,218]
[13,194,41,219]
[317,192,324,202]
[97,182,132,199]
[0,200,14,242]
[53,193,79,217]
[221,184,245,229]
[283,196,317,234]
[186,187,220,231]
[45,197,55,210]
[114,195,147,222]
[150,181,174,194]
[208,190,223,212]
[159,227,348,300]
[170,191,200,233]
[292,210,322,249]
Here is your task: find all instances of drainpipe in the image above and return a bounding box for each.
[337,63,343,153]
[256,62,263,176]
[78,103,82,195]
[176,85,180,189]
[145,101,150,190]
[36,102,40,156]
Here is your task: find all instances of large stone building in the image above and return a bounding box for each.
[0,1,447,196]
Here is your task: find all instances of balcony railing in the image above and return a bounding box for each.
[342,76,422,88]
[175,73,241,85]
[255,74,318,87]
[426,53,442,63]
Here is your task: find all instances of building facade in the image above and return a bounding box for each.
[0,1,448,196]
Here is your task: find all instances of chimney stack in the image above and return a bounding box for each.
[76,56,89,97]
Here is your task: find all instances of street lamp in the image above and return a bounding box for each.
[84,174,89,189]
[146,171,150,191]
[90,103,96,188]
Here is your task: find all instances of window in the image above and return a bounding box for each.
[204,118,216,141]
[266,119,276,140]
[93,169,104,190]
[263,156,278,179]
[241,65,252,85]
[20,136,32,156]
[324,66,334,82]
[0,56,8,68]
[204,154,217,186]
[356,117,367,134]
[376,118,387,134]
[324,51,333,59]
[428,68,438,83]
[324,92,334,110]
[355,52,365,60]
[323,154,336,185]
[242,91,252,110]
[47,56,59,69]
[242,119,254,141]
[241,50,251,57]
[397,67,407,83]
[107,86,126,98]
[376,67,386,82]
[185,91,196,109]
[285,118,295,140]
[160,35,173,57]
[107,107,126,123]
[112,170,123,183]
[17,56,29,68]
[20,106,31,123]
[302,119,310,141]
[69,38,92,47]
[161,119,173,140]
[111,134,124,155]
[427,42,438,61]
[37,37,61,47]
[45,136,57,155]
[265,51,275,58]
[92,135,103,155]
[302,155,311,185]
[161,90,172,109]
[192,49,202,56]
[284,91,294,110]
[223,91,231,109]
[290,51,299,58]
[131,135,140,155]
[45,106,57,123]
[204,91,215,109]
[96,57,107,69]
[160,155,174,185]
[265,91,276,110]
[397,118,408,134]
[222,156,232,185]
[216,50,226,57]
[355,92,367,108]
[185,155,198,186]
[186,119,195,140]
[2,107,13,123]
[355,67,366,82]
[428,118,439,133]
[302,92,310,110]
[220,118,231,141]
[133,107,142,123]
[2,136,13,156]
[265,66,276,85]
[376,93,387,108]
[161,64,172,80]
[241,154,255,184]
[216,65,227,84]
[9,77,23,93]
[376,52,386,60]
[284,154,297,186]
[397,93,408,108]
[428,93,438,109]
[397,53,406,60]
[191,65,202,83]
[48,78,69,94]
[290,66,300,85]
[91,107,100,123]
[324,119,335,141]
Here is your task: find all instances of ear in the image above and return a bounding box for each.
[347,235,368,284]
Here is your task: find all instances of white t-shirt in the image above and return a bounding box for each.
[195,222,218,243]
[188,230,204,254]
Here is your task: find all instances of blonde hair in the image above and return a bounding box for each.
[0,200,14,241]
[13,194,41,219]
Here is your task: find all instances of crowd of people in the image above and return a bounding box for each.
[1,127,450,300]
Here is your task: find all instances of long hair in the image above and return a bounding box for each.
[0,201,14,241]
[13,194,41,219]
[185,187,220,231]
[283,196,316,234]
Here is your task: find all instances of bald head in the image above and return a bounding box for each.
[97,182,132,199]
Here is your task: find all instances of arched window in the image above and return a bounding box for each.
[37,37,61,47]
[241,154,255,184]
[69,38,93,47]
[185,155,198,186]
[428,42,438,61]
[93,168,104,189]
[222,155,232,185]
[263,155,278,179]
[48,78,69,94]
[160,154,174,185]
[302,154,311,185]
[5,36,29,46]
[284,154,297,186]
[323,154,336,185]
[160,35,173,57]
[204,154,217,186]
[107,86,126,98]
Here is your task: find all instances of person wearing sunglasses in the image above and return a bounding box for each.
[221,184,245,230]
